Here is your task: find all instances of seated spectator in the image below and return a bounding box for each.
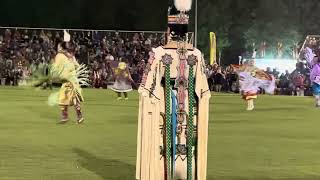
[206,65,214,91]
[272,68,280,79]
[291,71,305,96]
[278,73,290,95]
[226,67,238,92]
[266,67,273,75]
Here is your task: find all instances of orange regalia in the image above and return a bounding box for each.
[231,61,275,110]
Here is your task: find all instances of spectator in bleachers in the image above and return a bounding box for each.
[213,67,224,92]
[226,66,238,92]
[272,68,280,79]
[206,65,214,91]
[278,73,290,95]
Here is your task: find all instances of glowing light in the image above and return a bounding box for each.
[247,58,297,73]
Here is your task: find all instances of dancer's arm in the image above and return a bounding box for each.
[304,47,316,66]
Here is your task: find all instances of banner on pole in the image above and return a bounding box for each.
[209,32,216,65]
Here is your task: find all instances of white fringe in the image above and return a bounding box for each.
[50,63,90,87]
[75,64,91,86]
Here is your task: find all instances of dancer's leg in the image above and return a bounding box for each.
[60,106,69,123]
[315,95,320,107]
[246,99,254,111]
[117,92,122,100]
[74,98,84,124]
[124,92,128,100]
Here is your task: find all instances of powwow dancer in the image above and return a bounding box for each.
[232,59,275,111]
[110,62,133,100]
[26,30,90,124]
[136,0,211,179]
[303,46,320,107]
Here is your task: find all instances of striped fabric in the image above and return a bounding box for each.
[168,15,189,24]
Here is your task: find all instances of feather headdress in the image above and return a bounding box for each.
[174,0,192,12]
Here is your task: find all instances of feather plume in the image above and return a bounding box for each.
[63,30,71,42]
[174,0,192,12]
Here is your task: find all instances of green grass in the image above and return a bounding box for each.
[0,87,319,180]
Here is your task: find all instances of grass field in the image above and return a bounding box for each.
[0,87,320,180]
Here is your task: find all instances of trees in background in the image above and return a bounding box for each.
[197,0,319,64]
[0,0,320,64]
[243,0,302,59]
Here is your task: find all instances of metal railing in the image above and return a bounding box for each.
[0,26,194,45]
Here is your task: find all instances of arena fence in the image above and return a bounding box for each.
[0,26,194,46]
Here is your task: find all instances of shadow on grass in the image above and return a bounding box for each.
[207,176,320,180]
[255,107,304,111]
[73,148,135,180]
[212,119,252,124]
[85,103,137,108]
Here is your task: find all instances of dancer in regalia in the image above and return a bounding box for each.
[26,30,90,124]
[110,61,133,100]
[136,0,211,179]
[232,59,275,111]
[303,46,320,107]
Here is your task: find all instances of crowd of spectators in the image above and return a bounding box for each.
[0,28,313,96]
[0,28,165,87]
[205,64,239,93]
[276,62,312,96]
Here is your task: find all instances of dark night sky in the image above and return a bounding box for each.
[0,0,168,31]
[2,0,320,64]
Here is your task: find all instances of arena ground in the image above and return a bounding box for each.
[0,87,319,180]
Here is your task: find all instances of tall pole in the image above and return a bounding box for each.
[194,0,198,48]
